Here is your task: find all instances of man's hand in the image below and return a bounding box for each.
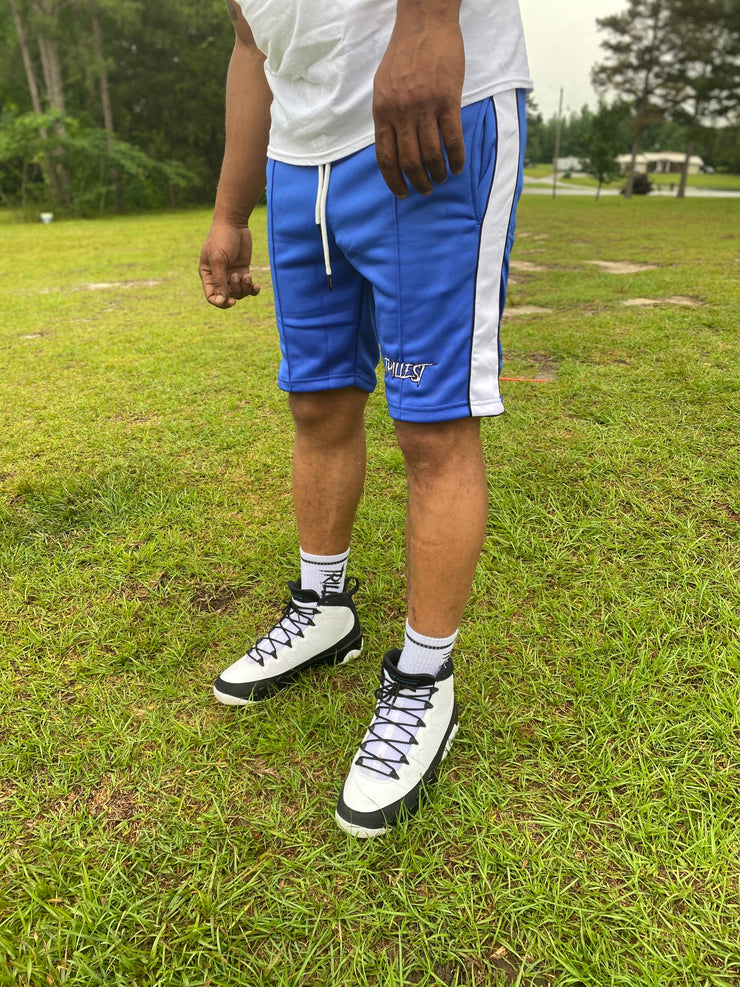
[199,223,260,309]
[373,5,465,198]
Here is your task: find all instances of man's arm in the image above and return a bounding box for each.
[199,1,272,308]
[373,0,465,198]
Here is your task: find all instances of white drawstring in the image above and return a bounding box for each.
[315,163,333,291]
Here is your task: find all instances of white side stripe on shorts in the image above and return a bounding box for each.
[469,89,523,417]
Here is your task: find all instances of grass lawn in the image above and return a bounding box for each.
[647,171,740,192]
[1,196,740,986]
[524,166,740,194]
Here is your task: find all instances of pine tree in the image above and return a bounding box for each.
[592,0,675,198]
[664,0,740,196]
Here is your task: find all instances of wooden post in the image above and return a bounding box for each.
[552,87,563,199]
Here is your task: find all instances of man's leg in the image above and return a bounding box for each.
[213,386,368,705]
[335,416,486,837]
[395,417,487,638]
[331,93,525,835]
[290,387,369,556]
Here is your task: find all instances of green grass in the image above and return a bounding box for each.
[647,171,740,192]
[1,197,740,986]
[524,163,556,179]
[525,166,740,193]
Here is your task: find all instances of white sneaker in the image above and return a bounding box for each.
[335,650,457,837]
[213,579,362,705]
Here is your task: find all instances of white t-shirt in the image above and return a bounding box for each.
[236,0,531,165]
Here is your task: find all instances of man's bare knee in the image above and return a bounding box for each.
[289,387,368,443]
[394,418,482,473]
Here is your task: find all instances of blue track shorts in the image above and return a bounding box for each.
[266,90,527,423]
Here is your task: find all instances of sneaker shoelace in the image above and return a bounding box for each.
[248,598,319,666]
[356,678,437,779]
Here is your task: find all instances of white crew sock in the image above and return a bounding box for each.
[300,548,349,597]
[396,622,458,677]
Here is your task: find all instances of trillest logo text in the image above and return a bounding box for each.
[383,358,436,387]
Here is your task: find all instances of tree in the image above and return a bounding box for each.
[525,101,601,166]
[7,0,68,201]
[561,105,595,161]
[0,108,195,216]
[703,112,740,172]
[664,0,740,196]
[525,94,546,164]
[29,0,67,120]
[592,0,675,198]
[581,101,629,199]
[0,0,233,214]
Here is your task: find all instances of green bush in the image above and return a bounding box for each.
[0,109,197,218]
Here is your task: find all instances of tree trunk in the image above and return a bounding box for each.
[10,0,43,115]
[91,3,120,209]
[37,32,66,119]
[677,138,694,200]
[91,6,114,136]
[595,179,603,202]
[625,133,640,200]
[31,0,70,203]
[8,0,65,206]
[37,29,70,203]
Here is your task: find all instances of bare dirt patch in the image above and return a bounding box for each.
[78,279,164,291]
[190,584,250,614]
[586,260,658,274]
[45,775,140,839]
[529,353,557,380]
[116,572,174,603]
[88,780,138,826]
[621,296,705,308]
[406,949,552,987]
[510,260,550,273]
[717,503,740,524]
[502,352,558,382]
[0,781,17,805]
[502,305,553,320]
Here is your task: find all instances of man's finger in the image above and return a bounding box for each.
[396,127,434,195]
[206,287,236,308]
[439,105,465,175]
[199,263,234,308]
[418,122,448,186]
[200,248,229,300]
[206,286,236,308]
[230,270,261,298]
[375,125,408,198]
[229,270,247,298]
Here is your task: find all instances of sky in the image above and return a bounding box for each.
[518,0,627,120]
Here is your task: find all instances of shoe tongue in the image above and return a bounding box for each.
[287,581,320,606]
[382,651,435,688]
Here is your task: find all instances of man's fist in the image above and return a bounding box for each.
[199,223,260,308]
